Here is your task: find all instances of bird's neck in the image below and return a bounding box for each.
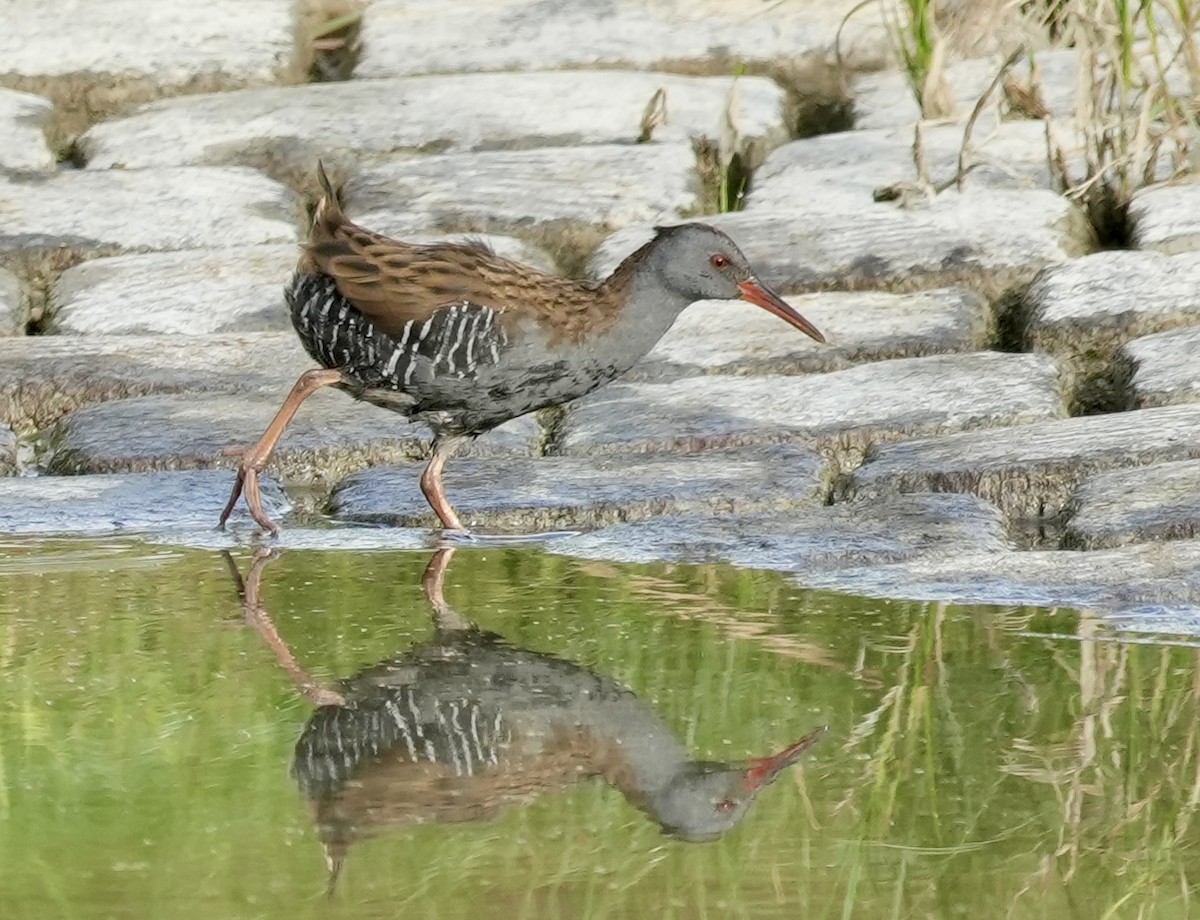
[585,254,694,373]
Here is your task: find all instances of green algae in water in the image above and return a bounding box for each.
[1,539,1198,918]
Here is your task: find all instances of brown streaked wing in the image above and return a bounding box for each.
[304,211,618,342]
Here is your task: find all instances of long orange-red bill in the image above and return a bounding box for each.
[743,724,828,791]
[738,280,826,343]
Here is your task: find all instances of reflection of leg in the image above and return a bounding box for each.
[236,547,344,707]
[419,434,467,532]
[218,368,345,535]
[422,546,472,631]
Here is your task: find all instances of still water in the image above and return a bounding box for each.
[1,537,1197,919]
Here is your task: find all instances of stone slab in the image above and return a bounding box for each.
[0,469,288,536]
[844,404,1200,520]
[0,0,297,89]
[0,332,313,431]
[81,72,788,177]
[144,525,435,552]
[851,43,1195,138]
[1023,251,1200,411]
[627,287,991,381]
[793,539,1200,620]
[851,49,1082,130]
[1064,460,1200,550]
[0,168,299,265]
[1024,250,1200,353]
[748,120,1077,206]
[356,0,887,78]
[588,194,1092,301]
[48,245,296,335]
[547,492,1010,568]
[0,426,15,476]
[345,145,698,241]
[0,88,55,171]
[0,268,22,336]
[45,392,541,483]
[560,352,1066,461]
[330,446,824,531]
[1129,184,1200,254]
[1123,325,1200,409]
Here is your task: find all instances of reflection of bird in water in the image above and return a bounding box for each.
[229,548,825,893]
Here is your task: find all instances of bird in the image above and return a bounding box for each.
[219,164,826,536]
[228,547,826,892]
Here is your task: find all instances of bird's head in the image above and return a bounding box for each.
[650,223,826,343]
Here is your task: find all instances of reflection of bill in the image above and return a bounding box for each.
[229,548,825,892]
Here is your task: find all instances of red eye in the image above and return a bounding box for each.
[710,254,730,269]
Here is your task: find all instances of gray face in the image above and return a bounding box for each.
[652,224,755,302]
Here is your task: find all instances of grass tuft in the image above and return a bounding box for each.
[636,87,668,143]
[885,0,954,118]
[1038,0,1198,245]
[301,0,365,82]
[874,1,1198,246]
[692,74,758,214]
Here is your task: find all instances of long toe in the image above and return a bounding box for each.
[243,468,281,537]
[217,468,247,530]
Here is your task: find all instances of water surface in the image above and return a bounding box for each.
[1,538,1197,918]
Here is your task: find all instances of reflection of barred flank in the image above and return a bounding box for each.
[291,689,507,800]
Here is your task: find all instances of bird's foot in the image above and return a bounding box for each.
[217,459,281,537]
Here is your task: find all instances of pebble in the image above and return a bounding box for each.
[561,352,1065,461]
[1064,460,1200,549]
[628,287,991,381]
[844,403,1200,520]
[330,446,824,531]
[1123,326,1200,409]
